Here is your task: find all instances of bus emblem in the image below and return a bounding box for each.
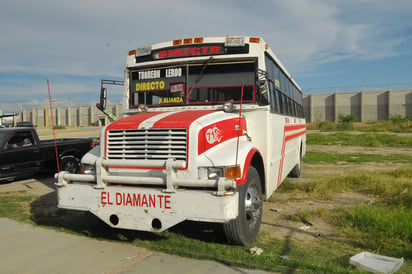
[206,126,223,144]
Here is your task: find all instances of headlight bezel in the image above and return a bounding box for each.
[198,167,224,180]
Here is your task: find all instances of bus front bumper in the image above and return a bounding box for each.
[56,182,238,232]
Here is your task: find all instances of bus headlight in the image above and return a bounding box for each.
[198,167,224,179]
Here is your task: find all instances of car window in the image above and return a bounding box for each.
[6,131,35,150]
[0,131,8,147]
[16,122,34,127]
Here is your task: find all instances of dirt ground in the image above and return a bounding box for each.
[260,144,411,242]
[261,180,370,242]
[1,144,409,243]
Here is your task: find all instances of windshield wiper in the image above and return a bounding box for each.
[188,56,213,95]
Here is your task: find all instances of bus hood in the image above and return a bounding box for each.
[106,110,217,130]
[105,110,247,156]
[106,110,244,131]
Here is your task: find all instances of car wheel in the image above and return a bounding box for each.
[223,166,263,245]
[60,156,79,173]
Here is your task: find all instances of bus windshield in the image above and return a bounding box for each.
[130,60,256,108]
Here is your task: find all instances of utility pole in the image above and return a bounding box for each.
[45,100,48,128]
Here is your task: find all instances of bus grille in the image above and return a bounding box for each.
[106,129,187,161]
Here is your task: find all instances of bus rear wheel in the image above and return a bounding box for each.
[223,166,262,245]
[289,147,302,178]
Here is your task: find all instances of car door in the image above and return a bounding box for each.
[0,130,42,179]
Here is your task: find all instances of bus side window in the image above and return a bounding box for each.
[291,100,297,117]
[269,81,279,113]
[279,72,287,95]
[277,90,284,114]
[284,95,291,115]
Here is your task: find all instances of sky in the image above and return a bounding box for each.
[1,0,412,114]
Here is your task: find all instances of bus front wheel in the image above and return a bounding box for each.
[223,166,263,245]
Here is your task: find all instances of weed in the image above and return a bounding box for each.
[390,115,410,123]
[53,125,66,130]
[0,192,36,223]
[336,122,354,131]
[338,114,357,123]
[304,151,412,164]
[307,132,412,147]
[337,205,412,257]
[308,119,412,133]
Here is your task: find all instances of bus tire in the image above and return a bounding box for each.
[223,166,262,245]
[60,156,80,174]
[289,147,302,178]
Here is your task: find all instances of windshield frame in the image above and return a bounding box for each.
[129,58,258,109]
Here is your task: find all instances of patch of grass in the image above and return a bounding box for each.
[307,121,337,131]
[336,205,412,257]
[386,167,412,178]
[307,132,412,147]
[336,122,354,131]
[304,151,412,164]
[276,167,412,270]
[359,122,412,133]
[130,229,355,273]
[308,119,412,133]
[53,125,66,130]
[281,167,412,201]
[0,191,37,223]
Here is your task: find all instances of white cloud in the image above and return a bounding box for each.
[3,0,411,71]
[0,0,411,105]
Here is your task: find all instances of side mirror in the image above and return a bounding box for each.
[258,80,267,93]
[257,80,269,106]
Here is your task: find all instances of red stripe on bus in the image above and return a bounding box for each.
[106,112,168,130]
[152,110,216,128]
[277,124,305,187]
[285,129,306,142]
[284,124,306,131]
[236,148,259,185]
[277,129,287,187]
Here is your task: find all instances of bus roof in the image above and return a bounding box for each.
[127,36,301,91]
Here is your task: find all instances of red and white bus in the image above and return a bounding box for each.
[56,36,306,245]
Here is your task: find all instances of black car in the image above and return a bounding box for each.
[0,127,94,182]
[16,121,35,127]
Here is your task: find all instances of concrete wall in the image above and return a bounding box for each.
[18,104,123,128]
[304,89,411,122]
[13,89,412,126]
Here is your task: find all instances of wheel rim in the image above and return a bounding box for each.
[64,160,77,173]
[245,183,262,229]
